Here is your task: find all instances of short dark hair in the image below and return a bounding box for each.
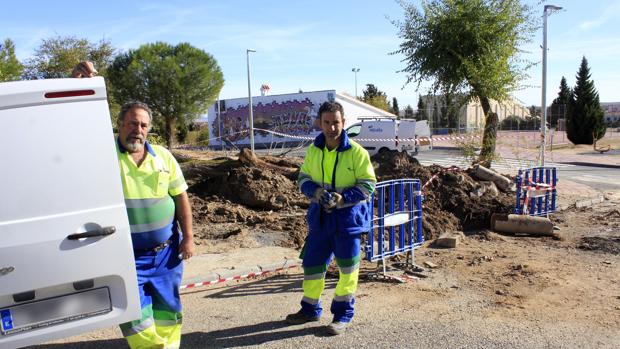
[318,101,344,120]
[118,101,152,123]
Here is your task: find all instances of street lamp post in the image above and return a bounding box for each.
[246,49,256,152]
[351,68,360,98]
[540,4,562,166]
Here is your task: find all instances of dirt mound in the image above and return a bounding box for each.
[183,149,516,249]
[371,150,514,238]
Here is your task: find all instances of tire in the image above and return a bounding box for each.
[378,147,390,154]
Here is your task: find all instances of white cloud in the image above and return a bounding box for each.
[579,1,620,30]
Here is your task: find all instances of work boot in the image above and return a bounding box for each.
[285,310,320,324]
[326,321,349,335]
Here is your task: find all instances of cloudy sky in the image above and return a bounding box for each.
[3,0,619,108]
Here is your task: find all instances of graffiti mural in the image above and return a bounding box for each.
[208,90,335,145]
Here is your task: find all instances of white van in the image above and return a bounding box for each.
[0,77,140,348]
[345,117,432,156]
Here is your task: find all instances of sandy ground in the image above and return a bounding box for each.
[26,148,620,349]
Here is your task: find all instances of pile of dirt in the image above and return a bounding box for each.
[371,150,514,238]
[181,149,515,250]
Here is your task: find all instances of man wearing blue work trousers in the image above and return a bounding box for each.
[286,101,376,335]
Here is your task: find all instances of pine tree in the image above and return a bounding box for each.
[391,97,400,117]
[549,77,572,128]
[404,105,415,118]
[567,56,606,144]
[0,39,23,81]
[416,95,427,121]
[432,101,441,129]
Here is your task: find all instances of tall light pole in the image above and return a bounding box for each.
[540,4,562,166]
[352,68,360,98]
[246,49,256,152]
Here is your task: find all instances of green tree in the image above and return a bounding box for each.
[416,95,427,120]
[549,76,572,128]
[361,84,391,112]
[107,42,224,148]
[404,104,415,118]
[0,39,23,81]
[567,56,606,144]
[392,0,536,166]
[432,101,440,129]
[391,97,400,116]
[23,36,115,79]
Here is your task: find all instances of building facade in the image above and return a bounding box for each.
[420,94,531,132]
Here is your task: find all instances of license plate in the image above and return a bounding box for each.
[1,287,111,336]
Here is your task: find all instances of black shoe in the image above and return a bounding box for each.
[285,310,320,324]
[326,321,349,335]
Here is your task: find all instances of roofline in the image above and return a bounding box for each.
[336,92,397,117]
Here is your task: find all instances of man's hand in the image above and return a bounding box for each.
[313,188,327,201]
[331,192,344,208]
[178,238,195,260]
[72,61,98,78]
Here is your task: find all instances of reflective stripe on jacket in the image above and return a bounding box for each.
[117,139,188,249]
[298,131,376,235]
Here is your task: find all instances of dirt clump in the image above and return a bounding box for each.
[181,149,517,252]
[371,150,514,238]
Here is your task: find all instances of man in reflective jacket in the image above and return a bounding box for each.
[115,102,195,349]
[286,101,376,335]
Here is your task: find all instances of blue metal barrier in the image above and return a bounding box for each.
[365,179,424,262]
[515,167,557,216]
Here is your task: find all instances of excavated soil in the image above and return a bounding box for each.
[179,149,515,251]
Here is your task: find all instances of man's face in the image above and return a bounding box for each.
[118,107,150,153]
[320,111,345,144]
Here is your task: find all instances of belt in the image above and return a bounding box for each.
[134,240,172,253]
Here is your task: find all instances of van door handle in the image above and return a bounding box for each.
[67,226,116,240]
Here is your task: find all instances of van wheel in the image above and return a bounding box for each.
[378,147,390,154]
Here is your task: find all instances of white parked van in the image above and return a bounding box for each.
[345,117,432,156]
[0,77,140,348]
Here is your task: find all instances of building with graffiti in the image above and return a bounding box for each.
[204,90,395,149]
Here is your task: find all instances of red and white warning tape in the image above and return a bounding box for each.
[180,263,300,290]
[216,128,550,146]
[521,180,555,212]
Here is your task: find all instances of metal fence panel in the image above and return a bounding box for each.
[515,167,557,216]
[365,179,424,262]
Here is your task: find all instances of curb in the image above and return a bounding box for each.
[180,258,302,290]
[557,194,606,211]
[563,162,620,169]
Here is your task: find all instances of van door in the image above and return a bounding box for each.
[0,77,140,348]
[397,120,417,154]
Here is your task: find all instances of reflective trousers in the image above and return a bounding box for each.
[299,229,361,323]
[120,240,183,349]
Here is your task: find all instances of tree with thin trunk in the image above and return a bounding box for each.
[567,56,606,144]
[392,0,536,166]
[107,42,224,149]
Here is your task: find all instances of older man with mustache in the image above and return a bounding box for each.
[115,101,194,349]
[73,61,194,348]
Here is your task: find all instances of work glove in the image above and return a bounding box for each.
[329,192,344,209]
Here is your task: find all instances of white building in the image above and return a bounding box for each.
[420,94,530,131]
[601,102,620,124]
[203,90,395,149]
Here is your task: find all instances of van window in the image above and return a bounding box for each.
[346,124,361,137]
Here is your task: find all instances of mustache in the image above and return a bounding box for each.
[126,134,145,142]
